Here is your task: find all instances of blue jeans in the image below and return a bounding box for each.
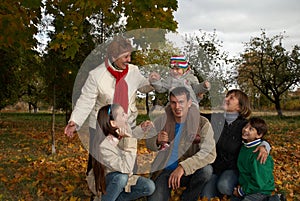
[201,169,239,199]
[147,165,213,201]
[102,172,155,201]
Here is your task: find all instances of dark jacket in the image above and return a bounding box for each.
[201,113,248,174]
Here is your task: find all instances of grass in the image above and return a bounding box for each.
[0,111,299,201]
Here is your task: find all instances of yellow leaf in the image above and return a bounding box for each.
[1,176,8,182]
[69,196,80,201]
[65,184,75,193]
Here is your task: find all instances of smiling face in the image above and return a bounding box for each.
[169,93,192,123]
[114,52,131,70]
[242,123,263,142]
[223,92,240,113]
[170,67,184,78]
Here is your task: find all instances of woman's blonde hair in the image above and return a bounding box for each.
[226,89,252,118]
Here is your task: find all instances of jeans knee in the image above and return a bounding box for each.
[217,170,238,196]
[146,180,156,196]
[113,174,129,188]
[202,165,214,181]
[217,180,233,195]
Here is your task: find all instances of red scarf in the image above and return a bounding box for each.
[105,58,129,113]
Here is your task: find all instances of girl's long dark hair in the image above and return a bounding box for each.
[92,104,120,195]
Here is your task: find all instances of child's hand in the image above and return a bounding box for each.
[116,127,132,138]
[233,185,241,197]
[149,72,161,82]
[140,120,154,132]
[197,93,204,100]
[204,80,211,90]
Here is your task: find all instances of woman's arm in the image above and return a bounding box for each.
[253,140,271,164]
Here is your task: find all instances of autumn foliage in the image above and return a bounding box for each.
[0,112,299,201]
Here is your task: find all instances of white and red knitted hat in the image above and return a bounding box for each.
[170,55,189,69]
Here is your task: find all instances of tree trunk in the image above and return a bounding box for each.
[274,96,283,117]
[28,102,32,113]
[51,67,56,154]
[33,103,38,113]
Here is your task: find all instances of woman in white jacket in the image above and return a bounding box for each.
[64,36,153,175]
[87,104,155,201]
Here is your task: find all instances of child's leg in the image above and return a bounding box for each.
[101,172,128,201]
[116,176,155,200]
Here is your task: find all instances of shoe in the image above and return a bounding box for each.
[278,193,287,201]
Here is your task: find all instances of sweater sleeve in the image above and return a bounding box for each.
[192,81,209,94]
[150,78,169,93]
[260,140,271,154]
[69,72,99,128]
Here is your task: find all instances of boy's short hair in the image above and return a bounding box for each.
[249,117,268,136]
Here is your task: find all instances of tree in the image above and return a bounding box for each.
[124,0,177,31]
[0,0,41,50]
[17,53,46,113]
[0,0,42,110]
[0,49,20,109]
[183,30,235,108]
[237,31,300,116]
[47,0,178,59]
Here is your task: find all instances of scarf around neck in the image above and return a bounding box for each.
[105,58,129,113]
[224,112,239,125]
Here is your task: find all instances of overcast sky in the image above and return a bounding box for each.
[174,0,300,57]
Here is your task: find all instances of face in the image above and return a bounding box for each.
[223,92,240,112]
[169,94,192,123]
[242,123,262,142]
[170,67,184,78]
[114,52,131,69]
[111,106,128,128]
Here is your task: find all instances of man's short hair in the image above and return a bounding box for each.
[169,86,190,101]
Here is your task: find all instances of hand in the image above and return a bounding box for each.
[190,134,201,144]
[168,165,184,190]
[116,127,131,137]
[204,80,211,90]
[233,186,240,197]
[197,93,204,100]
[157,131,169,145]
[140,120,154,132]
[64,121,77,138]
[149,72,161,82]
[253,145,268,164]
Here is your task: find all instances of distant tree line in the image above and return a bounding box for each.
[1,1,299,117]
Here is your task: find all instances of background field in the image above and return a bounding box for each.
[0,111,299,201]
